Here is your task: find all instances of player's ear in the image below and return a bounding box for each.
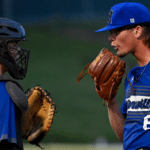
[133,25,144,39]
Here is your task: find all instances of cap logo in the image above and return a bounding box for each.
[130,18,135,23]
[107,10,113,24]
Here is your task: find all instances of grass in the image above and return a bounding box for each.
[24,143,123,150]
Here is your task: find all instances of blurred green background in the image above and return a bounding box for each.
[1,0,145,145]
[20,21,137,144]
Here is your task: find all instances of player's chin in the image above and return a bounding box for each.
[116,51,127,58]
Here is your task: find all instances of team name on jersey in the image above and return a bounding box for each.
[126,95,150,111]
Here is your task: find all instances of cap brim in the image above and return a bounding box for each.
[95,24,125,32]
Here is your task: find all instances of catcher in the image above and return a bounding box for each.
[0,18,55,150]
[78,2,150,150]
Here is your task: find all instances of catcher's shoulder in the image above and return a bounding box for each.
[0,75,28,111]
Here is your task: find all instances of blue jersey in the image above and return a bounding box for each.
[0,81,17,143]
[121,62,150,150]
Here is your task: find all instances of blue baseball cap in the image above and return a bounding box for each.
[96,2,150,32]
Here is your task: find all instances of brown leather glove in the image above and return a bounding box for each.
[22,86,56,148]
[77,48,126,105]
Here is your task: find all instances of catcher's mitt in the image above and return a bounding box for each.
[77,48,126,105]
[22,86,56,148]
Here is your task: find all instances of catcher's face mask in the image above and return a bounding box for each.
[0,18,30,80]
[7,41,30,79]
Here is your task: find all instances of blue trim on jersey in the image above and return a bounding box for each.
[121,62,150,150]
[0,82,17,143]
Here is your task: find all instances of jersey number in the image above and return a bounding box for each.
[143,115,150,130]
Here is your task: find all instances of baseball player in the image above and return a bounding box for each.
[94,2,150,150]
[0,18,30,149]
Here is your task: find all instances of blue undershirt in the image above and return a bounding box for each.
[0,81,17,143]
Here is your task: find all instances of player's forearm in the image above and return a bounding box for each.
[107,98,125,142]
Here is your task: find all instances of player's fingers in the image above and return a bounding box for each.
[94,77,100,91]
[94,77,98,83]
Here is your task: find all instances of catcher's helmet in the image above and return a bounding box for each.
[0,18,30,80]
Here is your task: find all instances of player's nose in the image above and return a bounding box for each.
[108,34,115,41]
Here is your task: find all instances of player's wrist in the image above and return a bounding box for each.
[106,97,117,106]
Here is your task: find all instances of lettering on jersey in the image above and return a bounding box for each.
[127,99,150,109]
[126,95,150,111]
